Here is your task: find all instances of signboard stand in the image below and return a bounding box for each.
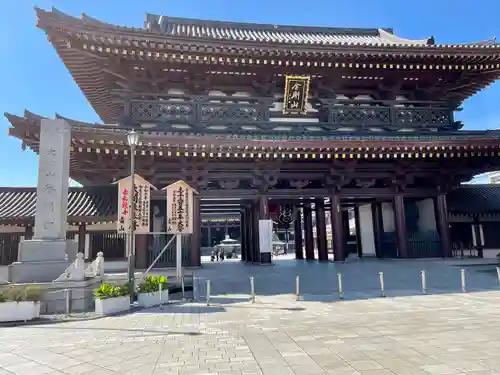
[164,180,197,281]
[176,234,182,279]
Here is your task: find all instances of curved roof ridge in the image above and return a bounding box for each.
[145,13,388,35]
[378,28,432,46]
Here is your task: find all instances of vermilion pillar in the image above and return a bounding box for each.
[294,207,304,259]
[330,194,345,262]
[436,194,452,258]
[259,196,272,264]
[393,194,409,258]
[315,199,328,262]
[303,204,315,260]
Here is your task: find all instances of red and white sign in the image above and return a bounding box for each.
[116,174,155,234]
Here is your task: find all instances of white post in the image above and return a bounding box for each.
[65,289,71,315]
[461,268,466,292]
[206,279,211,306]
[379,271,386,297]
[159,283,163,310]
[250,276,255,303]
[176,234,182,280]
[165,289,169,304]
[296,275,300,300]
[181,276,185,300]
[421,269,427,294]
[496,267,500,285]
[337,272,344,300]
[193,276,198,301]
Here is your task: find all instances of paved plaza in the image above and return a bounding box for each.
[1,258,500,375]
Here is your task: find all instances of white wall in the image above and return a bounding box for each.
[358,205,376,256]
[381,202,394,232]
[416,198,437,232]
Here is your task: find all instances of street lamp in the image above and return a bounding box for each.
[126,130,139,302]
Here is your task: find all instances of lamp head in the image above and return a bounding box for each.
[127,130,139,147]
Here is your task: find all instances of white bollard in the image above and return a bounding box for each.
[496,267,500,285]
[296,275,300,301]
[159,284,164,310]
[206,279,211,306]
[337,273,344,300]
[421,269,427,294]
[250,276,255,303]
[461,268,466,292]
[181,276,185,300]
[165,289,169,304]
[65,289,71,315]
[193,276,198,301]
[379,272,386,297]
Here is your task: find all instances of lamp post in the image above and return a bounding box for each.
[126,130,139,303]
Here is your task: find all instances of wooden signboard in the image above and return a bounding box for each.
[116,174,155,234]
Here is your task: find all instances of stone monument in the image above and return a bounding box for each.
[8,119,77,283]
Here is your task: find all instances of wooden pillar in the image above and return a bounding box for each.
[189,195,201,267]
[258,195,271,264]
[77,224,86,255]
[25,226,33,240]
[354,206,363,258]
[251,202,260,263]
[294,207,304,259]
[246,206,254,263]
[394,194,409,258]
[342,210,350,259]
[240,209,247,262]
[303,203,315,260]
[435,194,452,258]
[315,199,328,262]
[330,194,345,262]
[135,234,149,269]
[371,202,383,258]
[472,215,484,258]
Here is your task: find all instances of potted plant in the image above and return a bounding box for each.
[137,275,168,307]
[0,285,46,322]
[94,282,130,316]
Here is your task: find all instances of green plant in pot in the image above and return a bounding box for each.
[138,275,167,294]
[94,282,129,300]
[1,285,46,303]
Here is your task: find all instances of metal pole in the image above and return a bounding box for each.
[337,272,344,299]
[139,235,176,282]
[175,234,182,280]
[250,276,255,303]
[296,275,300,300]
[461,268,466,292]
[421,269,427,294]
[206,279,211,306]
[127,144,136,303]
[379,271,386,297]
[496,267,500,284]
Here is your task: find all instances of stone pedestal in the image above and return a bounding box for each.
[8,240,77,283]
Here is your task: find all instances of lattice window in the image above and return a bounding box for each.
[200,104,265,123]
[395,109,450,126]
[131,102,194,122]
[331,107,390,126]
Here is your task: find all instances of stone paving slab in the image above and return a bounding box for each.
[1,290,500,374]
[1,259,500,375]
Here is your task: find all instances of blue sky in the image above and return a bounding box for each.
[0,0,499,186]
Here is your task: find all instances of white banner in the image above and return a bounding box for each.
[259,219,273,254]
[117,174,152,234]
[165,180,195,235]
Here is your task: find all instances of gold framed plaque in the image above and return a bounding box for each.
[283,75,311,115]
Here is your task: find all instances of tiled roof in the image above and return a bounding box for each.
[0,185,241,224]
[0,186,117,224]
[447,185,500,215]
[145,14,432,46]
